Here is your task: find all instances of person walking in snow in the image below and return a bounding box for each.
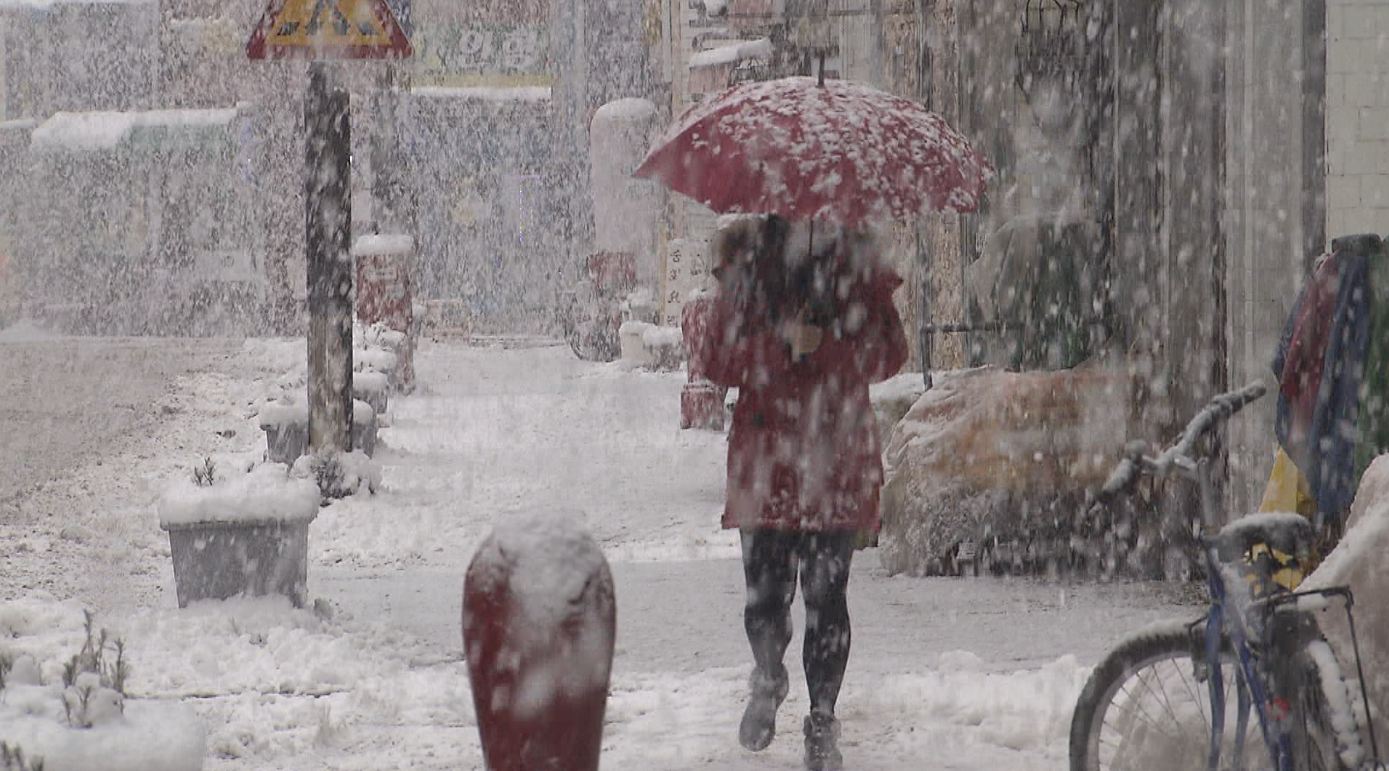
[692,214,909,771]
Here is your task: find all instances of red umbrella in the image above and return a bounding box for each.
[634,77,993,226]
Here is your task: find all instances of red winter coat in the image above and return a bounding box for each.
[695,267,909,532]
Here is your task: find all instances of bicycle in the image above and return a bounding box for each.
[1069,382,1384,771]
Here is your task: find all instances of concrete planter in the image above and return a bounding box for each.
[353,370,389,415]
[259,399,378,462]
[162,518,314,608]
[157,463,322,608]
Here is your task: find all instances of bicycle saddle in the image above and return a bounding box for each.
[1213,512,1316,560]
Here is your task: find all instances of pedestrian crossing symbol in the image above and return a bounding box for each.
[247,0,412,60]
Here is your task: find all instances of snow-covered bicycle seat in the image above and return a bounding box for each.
[1213,511,1316,561]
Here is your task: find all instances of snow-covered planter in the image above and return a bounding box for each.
[0,613,205,771]
[257,399,378,462]
[356,347,400,390]
[158,463,320,609]
[257,401,308,465]
[618,321,684,371]
[350,400,378,458]
[352,370,389,416]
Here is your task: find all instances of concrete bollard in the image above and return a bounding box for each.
[462,514,615,771]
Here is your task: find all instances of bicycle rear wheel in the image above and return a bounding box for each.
[1070,625,1274,771]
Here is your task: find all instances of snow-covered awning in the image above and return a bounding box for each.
[30,108,239,152]
[688,38,773,70]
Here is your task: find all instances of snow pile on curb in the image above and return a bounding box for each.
[158,463,319,527]
[0,699,206,771]
[0,600,205,771]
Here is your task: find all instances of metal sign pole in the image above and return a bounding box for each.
[305,62,354,454]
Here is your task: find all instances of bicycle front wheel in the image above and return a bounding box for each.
[1070,624,1275,771]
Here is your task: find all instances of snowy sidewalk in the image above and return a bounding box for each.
[1,338,1198,770]
[301,341,1195,769]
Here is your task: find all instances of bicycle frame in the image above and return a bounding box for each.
[1184,457,1295,771]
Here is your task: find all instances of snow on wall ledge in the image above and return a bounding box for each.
[352,234,414,258]
[30,109,239,152]
[410,86,552,103]
[158,463,319,527]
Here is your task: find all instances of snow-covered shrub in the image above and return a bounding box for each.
[1,742,45,771]
[0,611,204,771]
[191,457,216,488]
[292,451,380,500]
[59,612,128,729]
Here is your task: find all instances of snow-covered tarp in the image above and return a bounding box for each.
[1308,454,1389,738]
[879,366,1141,575]
[158,463,319,528]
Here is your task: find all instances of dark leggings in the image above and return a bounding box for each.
[741,529,854,714]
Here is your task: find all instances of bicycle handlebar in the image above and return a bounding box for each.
[1098,381,1268,499]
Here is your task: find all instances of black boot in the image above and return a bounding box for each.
[739,664,789,751]
[803,710,842,771]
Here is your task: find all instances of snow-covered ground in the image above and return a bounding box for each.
[0,336,1201,770]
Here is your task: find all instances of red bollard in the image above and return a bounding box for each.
[462,516,616,771]
[680,295,727,430]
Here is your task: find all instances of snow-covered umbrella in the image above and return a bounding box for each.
[634,76,993,226]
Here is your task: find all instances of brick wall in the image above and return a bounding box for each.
[1327,1,1389,238]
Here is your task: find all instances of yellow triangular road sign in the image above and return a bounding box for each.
[247,0,412,60]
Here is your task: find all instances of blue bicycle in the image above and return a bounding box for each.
[1069,383,1383,771]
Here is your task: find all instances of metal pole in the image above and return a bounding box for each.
[305,62,354,454]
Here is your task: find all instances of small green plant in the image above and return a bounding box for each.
[0,742,44,771]
[60,611,128,728]
[192,457,217,487]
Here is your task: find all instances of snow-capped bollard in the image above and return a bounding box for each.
[462,514,615,771]
[680,295,726,430]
